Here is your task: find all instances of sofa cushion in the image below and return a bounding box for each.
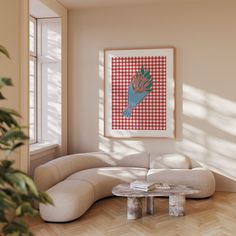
[67,167,148,200]
[149,153,191,169]
[40,179,94,222]
[109,152,149,168]
[147,168,215,198]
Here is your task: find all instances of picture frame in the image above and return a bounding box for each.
[104,47,175,138]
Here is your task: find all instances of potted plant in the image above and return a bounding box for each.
[0,45,52,236]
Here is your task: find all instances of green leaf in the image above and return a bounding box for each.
[0,45,10,58]
[140,65,144,75]
[8,142,25,153]
[0,109,22,130]
[3,219,30,235]
[38,191,54,205]
[6,171,38,196]
[0,77,13,89]
[0,108,22,118]
[1,194,17,209]
[144,70,150,78]
[1,130,29,142]
[15,173,39,197]
[0,209,8,223]
[4,173,28,195]
[1,160,14,169]
[16,202,38,217]
[0,124,7,132]
[0,91,6,99]
[146,82,153,90]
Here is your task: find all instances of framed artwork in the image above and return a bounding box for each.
[104,48,175,138]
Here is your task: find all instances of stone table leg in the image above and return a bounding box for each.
[127,197,142,220]
[144,197,155,215]
[169,194,186,216]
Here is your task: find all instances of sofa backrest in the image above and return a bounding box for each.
[149,153,191,169]
[109,152,149,168]
[34,152,149,191]
[34,152,113,191]
[34,151,194,191]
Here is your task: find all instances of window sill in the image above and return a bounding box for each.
[30,142,58,159]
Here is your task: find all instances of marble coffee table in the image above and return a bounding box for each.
[112,183,199,220]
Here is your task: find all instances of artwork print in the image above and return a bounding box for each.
[105,48,175,138]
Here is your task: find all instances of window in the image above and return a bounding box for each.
[29,17,37,143]
[29,17,62,146]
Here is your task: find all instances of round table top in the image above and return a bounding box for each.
[112,183,200,198]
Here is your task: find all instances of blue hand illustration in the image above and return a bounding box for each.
[123,85,148,118]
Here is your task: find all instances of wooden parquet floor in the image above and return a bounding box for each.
[28,192,236,236]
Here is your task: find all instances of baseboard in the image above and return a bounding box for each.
[213,172,236,192]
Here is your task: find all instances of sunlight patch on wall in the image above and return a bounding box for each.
[182,123,206,146]
[183,100,207,119]
[208,94,236,136]
[178,84,236,180]
[183,84,207,119]
[207,137,236,160]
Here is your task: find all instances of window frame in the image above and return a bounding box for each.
[29,16,38,144]
[29,16,62,146]
[29,16,37,57]
[37,17,61,144]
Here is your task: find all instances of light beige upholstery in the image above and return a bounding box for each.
[150,153,191,169]
[35,152,149,191]
[34,152,112,191]
[40,180,94,222]
[67,167,148,200]
[40,167,148,221]
[34,152,216,222]
[147,167,215,198]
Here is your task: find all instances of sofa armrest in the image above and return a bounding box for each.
[34,152,113,191]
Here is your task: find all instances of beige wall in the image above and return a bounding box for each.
[0,0,29,170]
[68,0,236,191]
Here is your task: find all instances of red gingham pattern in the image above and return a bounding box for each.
[111,56,166,130]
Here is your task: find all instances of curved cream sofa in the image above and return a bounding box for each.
[34,152,215,222]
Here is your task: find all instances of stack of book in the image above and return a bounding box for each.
[130,180,156,192]
[155,183,171,189]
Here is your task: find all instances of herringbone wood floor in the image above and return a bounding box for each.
[28,192,236,236]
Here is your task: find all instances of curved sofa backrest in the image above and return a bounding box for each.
[34,152,112,191]
[34,152,149,191]
[149,153,191,169]
[109,152,149,168]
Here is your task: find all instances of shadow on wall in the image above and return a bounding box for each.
[178,84,236,183]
